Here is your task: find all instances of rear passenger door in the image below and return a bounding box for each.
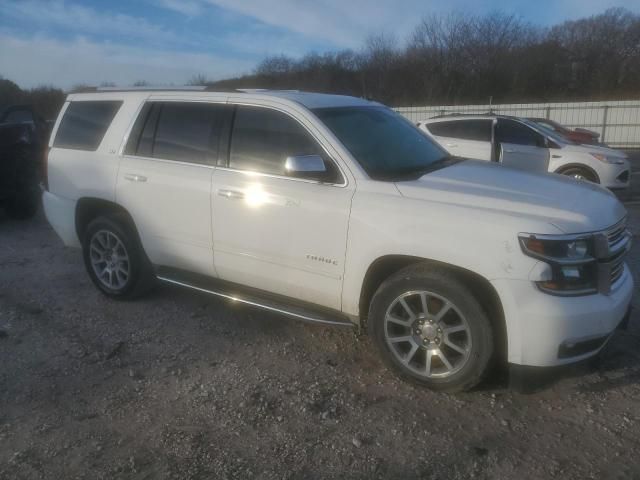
[425,120,493,161]
[495,119,549,173]
[117,100,232,276]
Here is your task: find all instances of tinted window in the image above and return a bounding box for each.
[153,102,229,164]
[426,121,458,138]
[3,109,34,124]
[136,103,160,158]
[496,119,543,147]
[314,107,452,181]
[54,101,122,150]
[538,120,558,131]
[456,120,492,141]
[427,120,491,142]
[229,106,324,176]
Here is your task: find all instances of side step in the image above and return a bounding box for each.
[156,272,355,328]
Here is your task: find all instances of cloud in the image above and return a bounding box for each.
[0,33,254,89]
[152,0,204,16]
[202,0,384,47]
[1,0,180,45]
[201,0,640,48]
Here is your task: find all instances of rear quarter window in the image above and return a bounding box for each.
[53,101,122,151]
[426,120,491,142]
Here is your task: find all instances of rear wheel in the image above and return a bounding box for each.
[369,265,494,392]
[82,215,154,299]
[559,166,599,183]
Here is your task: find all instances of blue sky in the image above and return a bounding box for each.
[1,0,639,89]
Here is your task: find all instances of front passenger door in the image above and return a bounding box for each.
[211,105,354,310]
[495,119,549,173]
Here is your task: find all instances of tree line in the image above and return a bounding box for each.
[212,8,640,106]
[1,7,638,120]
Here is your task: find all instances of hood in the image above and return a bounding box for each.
[395,160,626,234]
[562,142,628,159]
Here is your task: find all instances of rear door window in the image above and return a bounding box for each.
[455,120,492,142]
[54,101,122,150]
[125,102,232,165]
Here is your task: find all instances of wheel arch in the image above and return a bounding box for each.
[75,197,137,242]
[358,255,507,361]
[555,163,600,183]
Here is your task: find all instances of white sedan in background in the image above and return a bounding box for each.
[418,114,630,189]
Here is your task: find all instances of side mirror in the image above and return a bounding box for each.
[285,155,327,179]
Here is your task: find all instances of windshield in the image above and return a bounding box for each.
[313,106,454,180]
[523,118,575,145]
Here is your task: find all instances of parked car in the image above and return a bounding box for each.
[419,115,630,189]
[0,105,50,219]
[527,117,600,145]
[43,90,633,392]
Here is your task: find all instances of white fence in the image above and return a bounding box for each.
[395,100,640,148]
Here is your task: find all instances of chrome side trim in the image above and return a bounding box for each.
[157,276,354,327]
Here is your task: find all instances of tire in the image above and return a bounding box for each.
[369,264,494,392]
[559,166,599,184]
[82,215,155,299]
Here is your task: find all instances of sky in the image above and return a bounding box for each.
[1,0,639,90]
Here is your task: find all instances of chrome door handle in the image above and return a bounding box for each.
[445,143,458,147]
[504,149,516,153]
[124,174,147,182]
[218,189,244,200]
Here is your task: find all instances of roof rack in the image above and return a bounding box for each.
[429,111,495,119]
[95,86,208,92]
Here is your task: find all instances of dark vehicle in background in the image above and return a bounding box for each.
[527,117,600,145]
[0,105,50,219]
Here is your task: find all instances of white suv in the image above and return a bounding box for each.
[419,115,631,189]
[43,89,633,392]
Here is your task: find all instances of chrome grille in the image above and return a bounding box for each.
[604,218,630,288]
[607,219,627,250]
[611,260,625,284]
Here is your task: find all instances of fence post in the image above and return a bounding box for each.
[601,105,609,143]
[545,106,551,119]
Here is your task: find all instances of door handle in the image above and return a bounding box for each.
[504,149,516,153]
[218,189,244,200]
[123,174,147,182]
[445,143,458,147]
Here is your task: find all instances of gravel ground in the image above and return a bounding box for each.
[1,203,639,480]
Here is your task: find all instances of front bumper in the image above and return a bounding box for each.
[599,162,631,189]
[492,265,634,367]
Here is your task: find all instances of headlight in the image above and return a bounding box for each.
[519,234,598,295]
[590,153,625,165]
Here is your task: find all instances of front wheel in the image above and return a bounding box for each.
[369,265,494,392]
[559,167,599,184]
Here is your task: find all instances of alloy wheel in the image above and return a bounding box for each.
[89,230,130,290]
[384,290,472,378]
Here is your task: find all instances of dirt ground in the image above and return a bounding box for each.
[1,201,639,480]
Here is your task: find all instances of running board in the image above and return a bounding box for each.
[156,274,354,328]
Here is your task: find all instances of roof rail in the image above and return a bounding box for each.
[429,111,502,119]
[95,86,208,92]
[235,88,301,93]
